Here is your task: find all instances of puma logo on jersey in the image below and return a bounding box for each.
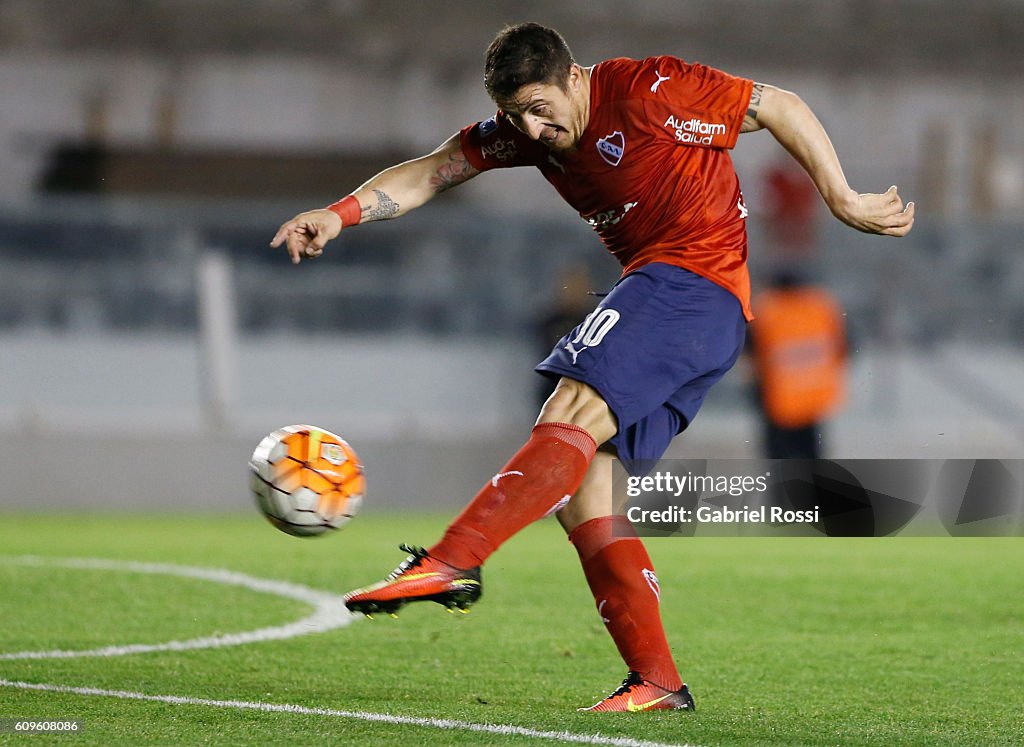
[547,153,566,174]
[650,70,671,93]
[737,197,749,219]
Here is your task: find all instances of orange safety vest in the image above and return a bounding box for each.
[752,287,847,428]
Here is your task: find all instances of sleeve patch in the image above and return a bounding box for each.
[478,116,499,137]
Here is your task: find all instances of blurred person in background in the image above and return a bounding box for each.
[533,263,599,410]
[761,159,822,262]
[271,22,913,712]
[750,273,848,458]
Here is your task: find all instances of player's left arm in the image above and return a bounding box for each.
[741,83,915,237]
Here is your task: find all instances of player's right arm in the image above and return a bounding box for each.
[741,83,915,237]
[270,133,480,264]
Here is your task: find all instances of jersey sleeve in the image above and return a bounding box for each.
[645,56,753,150]
[458,113,547,172]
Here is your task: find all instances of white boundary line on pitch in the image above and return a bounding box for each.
[0,555,354,660]
[0,679,699,747]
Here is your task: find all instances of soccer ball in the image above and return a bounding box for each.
[249,424,366,537]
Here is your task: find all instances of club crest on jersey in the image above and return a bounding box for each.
[597,131,625,167]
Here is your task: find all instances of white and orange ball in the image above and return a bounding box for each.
[249,425,365,537]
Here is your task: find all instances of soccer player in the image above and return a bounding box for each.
[270,23,914,712]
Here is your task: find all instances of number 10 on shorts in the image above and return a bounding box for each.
[565,308,621,364]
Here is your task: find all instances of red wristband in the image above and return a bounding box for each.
[326,195,361,226]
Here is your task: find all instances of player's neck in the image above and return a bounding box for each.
[570,66,593,151]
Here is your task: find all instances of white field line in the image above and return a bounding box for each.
[0,679,699,747]
[0,555,354,660]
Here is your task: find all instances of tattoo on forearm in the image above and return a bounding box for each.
[362,189,400,221]
[746,83,764,122]
[430,150,478,193]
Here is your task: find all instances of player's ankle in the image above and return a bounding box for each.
[638,667,683,692]
[429,525,491,569]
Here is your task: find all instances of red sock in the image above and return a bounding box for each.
[568,515,683,691]
[429,422,597,569]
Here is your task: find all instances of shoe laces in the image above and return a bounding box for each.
[387,544,430,580]
[607,671,645,699]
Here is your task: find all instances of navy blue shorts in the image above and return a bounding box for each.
[536,262,746,475]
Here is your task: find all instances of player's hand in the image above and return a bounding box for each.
[836,185,915,237]
[270,209,343,264]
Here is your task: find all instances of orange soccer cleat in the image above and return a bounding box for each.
[580,671,696,713]
[343,544,482,617]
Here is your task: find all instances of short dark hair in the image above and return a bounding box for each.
[484,23,575,101]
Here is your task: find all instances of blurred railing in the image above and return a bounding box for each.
[748,218,1024,349]
[0,197,1022,346]
[0,197,620,337]
[1,197,1023,463]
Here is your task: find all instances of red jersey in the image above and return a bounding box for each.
[460,56,755,319]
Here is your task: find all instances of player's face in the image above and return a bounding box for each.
[497,66,587,152]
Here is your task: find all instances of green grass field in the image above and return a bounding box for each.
[1,513,1022,746]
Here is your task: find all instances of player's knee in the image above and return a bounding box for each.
[538,378,596,422]
[555,500,585,533]
[537,378,617,444]
[556,493,606,533]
